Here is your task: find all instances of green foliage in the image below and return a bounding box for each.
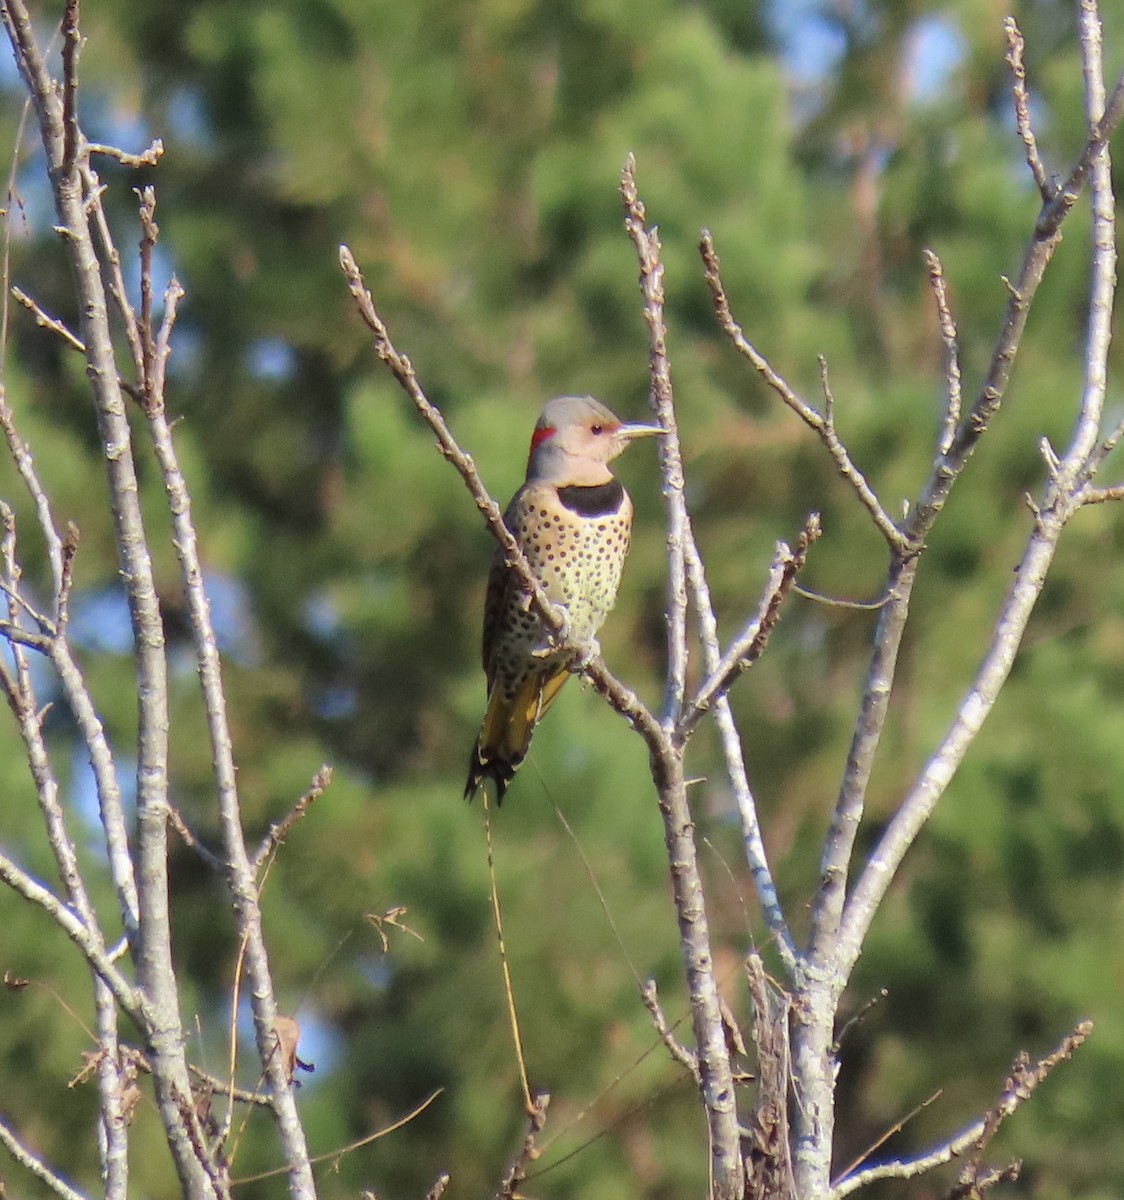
[2,0,1124,1195]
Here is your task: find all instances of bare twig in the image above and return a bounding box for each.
[0,2,209,1190]
[0,1112,90,1200]
[838,0,1121,978]
[620,154,686,728]
[167,802,224,871]
[0,394,64,592]
[185,1064,271,1108]
[10,285,85,350]
[7,289,145,399]
[924,250,963,455]
[60,0,79,174]
[138,204,316,1191]
[495,1093,550,1200]
[1038,66,1124,239]
[679,517,819,742]
[0,617,50,650]
[137,187,158,405]
[945,1162,1021,1198]
[831,1089,943,1188]
[701,230,906,552]
[1081,482,1124,503]
[831,1022,1091,1198]
[86,137,163,167]
[1005,17,1052,200]
[251,764,333,874]
[641,979,701,1083]
[0,848,140,1021]
[683,536,797,974]
[229,1089,444,1185]
[744,957,795,1200]
[619,159,743,1200]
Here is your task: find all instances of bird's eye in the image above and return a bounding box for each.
[591,424,604,435]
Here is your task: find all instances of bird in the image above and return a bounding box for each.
[464,395,662,803]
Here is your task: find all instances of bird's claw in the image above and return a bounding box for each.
[569,639,601,672]
[531,610,572,659]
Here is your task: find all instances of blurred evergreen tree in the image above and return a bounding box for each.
[1,0,1123,1195]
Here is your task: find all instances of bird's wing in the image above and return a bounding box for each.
[481,488,528,688]
[481,546,516,687]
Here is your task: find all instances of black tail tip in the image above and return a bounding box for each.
[464,746,519,805]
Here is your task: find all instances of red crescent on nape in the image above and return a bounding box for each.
[529,424,557,453]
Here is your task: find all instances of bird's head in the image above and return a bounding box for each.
[525,395,662,484]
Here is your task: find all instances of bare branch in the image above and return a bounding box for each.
[0,393,65,593]
[138,186,158,404]
[840,0,1121,980]
[87,137,163,167]
[252,764,333,874]
[0,515,109,950]
[683,537,796,973]
[0,522,133,1200]
[1081,482,1124,503]
[620,153,686,728]
[425,1174,451,1200]
[0,848,140,1022]
[140,219,316,1189]
[621,166,764,1198]
[0,3,212,1189]
[621,168,797,969]
[49,630,141,934]
[1060,0,1116,478]
[744,957,795,1200]
[1005,17,1052,200]
[10,285,85,351]
[701,230,906,551]
[679,517,819,742]
[0,407,141,933]
[924,250,963,455]
[60,0,80,174]
[831,1022,1092,1198]
[167,802,224,871]
[0,1112,89,1200]
[495,1093,550,1200]
[641,979,701,1084]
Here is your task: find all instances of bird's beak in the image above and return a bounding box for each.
[618,422,664,441]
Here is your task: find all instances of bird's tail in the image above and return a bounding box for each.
[464,667,570,803]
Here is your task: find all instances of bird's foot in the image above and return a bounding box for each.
[531,610,572,659]
[569,638,601,672]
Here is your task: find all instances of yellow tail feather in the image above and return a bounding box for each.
[464,667,571,802]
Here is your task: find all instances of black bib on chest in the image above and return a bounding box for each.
[556,479,625,517]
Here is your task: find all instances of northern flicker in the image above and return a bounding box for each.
[464,396,661,802]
